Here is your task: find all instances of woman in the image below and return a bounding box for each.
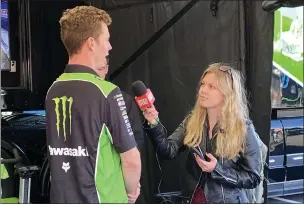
[142,63,262,203]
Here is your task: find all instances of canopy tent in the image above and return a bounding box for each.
[8,0,277,203]
[89,2,273,202]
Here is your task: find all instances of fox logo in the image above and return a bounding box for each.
[62,162,70,173]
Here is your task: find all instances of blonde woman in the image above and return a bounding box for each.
[143,63,262,203]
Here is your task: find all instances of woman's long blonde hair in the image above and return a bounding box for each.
[184,63,249,159]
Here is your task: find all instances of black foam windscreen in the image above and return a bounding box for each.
[131,80,147,97]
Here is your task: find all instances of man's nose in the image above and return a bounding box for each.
[108,42,112,51]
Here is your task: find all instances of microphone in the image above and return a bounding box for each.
[131,80,155,110]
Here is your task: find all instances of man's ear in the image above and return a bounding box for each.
[87,37,95,51]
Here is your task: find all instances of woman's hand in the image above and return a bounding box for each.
[142,105,159,125]
[194,153,217,173]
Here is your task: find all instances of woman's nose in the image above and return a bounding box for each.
[200,86,207,95]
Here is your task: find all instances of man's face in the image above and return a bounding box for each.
[95,58,109,80]
[94,23,112,69]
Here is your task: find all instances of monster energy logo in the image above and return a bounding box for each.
[52,96,73,141]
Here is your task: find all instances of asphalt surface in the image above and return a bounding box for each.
[268,194,304,204]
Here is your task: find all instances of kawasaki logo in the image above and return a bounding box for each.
[48,145,89,157]
[52,96,73,141]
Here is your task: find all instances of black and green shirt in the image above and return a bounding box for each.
[45,64,137,203]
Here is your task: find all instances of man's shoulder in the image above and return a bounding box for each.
[55,72,119,98]
[87,76,119,97]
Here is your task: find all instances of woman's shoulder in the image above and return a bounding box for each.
[245,119,253,126]
[244,119,266,147]
[181,110,193,126]
[245,119,256,133]
[244,119,261,148]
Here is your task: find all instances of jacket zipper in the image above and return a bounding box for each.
[221,184,226,203]
[189,171,202,203]
[220,157,226,203]
[191,128,222,203]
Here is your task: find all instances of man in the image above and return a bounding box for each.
[102,58,148,203]
[45,6,141,203]
[102,58,145,149]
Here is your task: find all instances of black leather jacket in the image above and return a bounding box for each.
[143,118,262,204]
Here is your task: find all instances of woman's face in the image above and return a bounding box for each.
[198,72,225,109]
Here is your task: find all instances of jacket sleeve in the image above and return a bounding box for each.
[142,117,188,159]
[210,121,262,189]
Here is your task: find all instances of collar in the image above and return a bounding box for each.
[204,118,221,137]
[64,64,99,76]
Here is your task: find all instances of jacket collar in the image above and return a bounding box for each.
[204,118,221,138]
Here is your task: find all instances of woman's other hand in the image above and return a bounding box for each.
[194,153,217,173]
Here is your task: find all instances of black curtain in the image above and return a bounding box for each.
[92,1,273,202]
[27,0,273,203]
[244,1,273,147]
[244,2,273,200]
[30,0,87,100]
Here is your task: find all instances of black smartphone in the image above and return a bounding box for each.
[192,147,205,160]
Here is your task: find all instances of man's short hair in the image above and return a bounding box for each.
[59,6,112,56]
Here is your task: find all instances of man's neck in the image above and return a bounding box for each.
[96,69,106,80]
[68,54,94,69]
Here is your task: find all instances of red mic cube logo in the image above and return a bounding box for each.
[146,89,155,103]
[135,89,155,109]
[138,98,149,107]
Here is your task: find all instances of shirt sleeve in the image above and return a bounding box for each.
[106,87,137,153]
[121,91,145,149]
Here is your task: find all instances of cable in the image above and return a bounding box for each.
[155,145,169,204]
[154,121,173,204]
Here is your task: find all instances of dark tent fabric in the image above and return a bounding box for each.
[25,0,273,203]
[93,1,273,202]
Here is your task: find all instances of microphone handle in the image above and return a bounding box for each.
[141,104,159,126]
[148,117,159,126]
